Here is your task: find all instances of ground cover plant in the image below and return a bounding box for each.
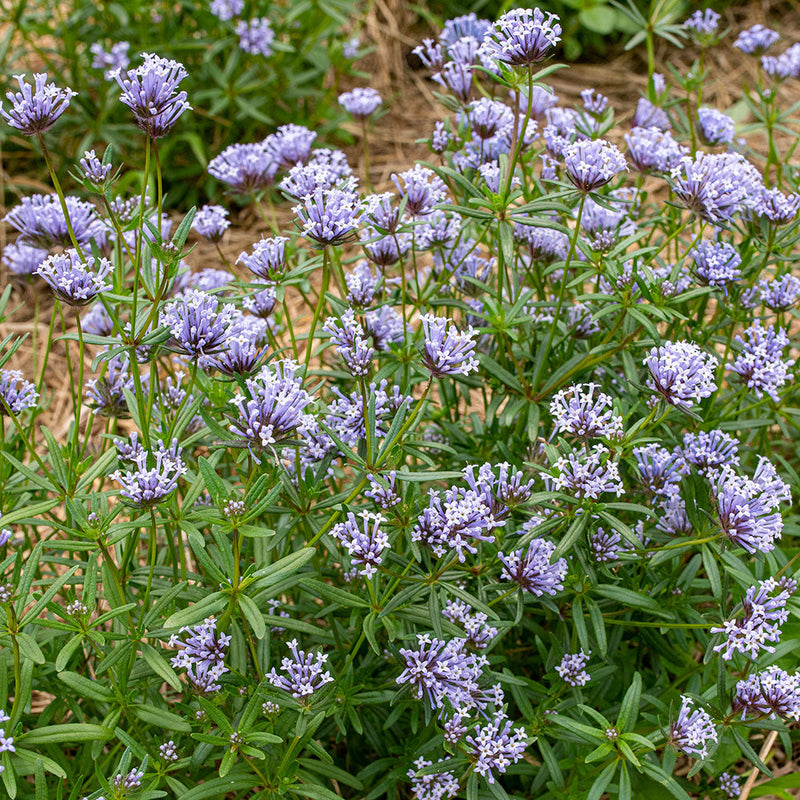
[0,3,799,799]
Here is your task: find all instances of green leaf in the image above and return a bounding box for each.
[164,592,227,628]
[617,673,641,732]
[132,703,192,732]
[593,585,663,612]
[239,594,266,639]
[580,5,616,34]
[20,724,111,745]
[58,671,114,702]
[299,578,370,608]
[141,644,183,691]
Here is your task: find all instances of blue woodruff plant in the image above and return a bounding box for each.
[0,4,799,799]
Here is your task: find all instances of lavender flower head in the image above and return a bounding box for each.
[208,142,278,194]
[243,286,277,319]
[407,758,458,800]
[228,359,314,457]
[734,24,779,55]
[727,322,794,402]
[498,538,567,596]
[754,187,800,226]
[111,438,186,507]
[697,107,735,145]
[556,650,591,687]
[210,0,244,20]
[192,204,230,242]
[36,249,113,306]
[625,127,687,174]
[237,236,288,280]
[294,187,363,246]
[712,577,795,660]
[346,260,379,308]
[563,139,627,193]
[112,53,191,138]
[690,240,742,290]
[481,8,562,67]
[236,18,275,56]
[719,773,741,799]
[442,599,497,649]
[267,639,333,700]
[90,42,131,79]
[1,241,48,277]
[669,696,717,759]
[682,430,740,476]
[80,149,112,184]
[683,9,720,43]
[732,666,800,721]
[331,510,388,578]
[759,273,800,311]
[670,152,763,223]
[552,444,624,499]
[161,289,236,358]
[412,484,500,561]
[550,383,623,440]
[420,313,479,377]
[396,634,488,711]
[323,309,375,377]
[338,87,382,118]
[0,369,38,415]
[465,712,527,784]
[391,165,448,217]
[169,616,231,693]
[0,73,76,136]
[4,193,105,250]
[366,471,401,509]
[713,458,790,554]
[263,124,317,169]
[591,527,621,563]
[643,340,717,409]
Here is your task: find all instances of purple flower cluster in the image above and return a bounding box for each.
[644,340,717,409]
[732,665,800,720]
[442,599,497,649]
[112,53,191,138]
[690,240,741,290]
[552,444,623,499]
[330,510,388,579]
[669,696,717,759]
[236,18,275,56]
[0,368,39,415]
[36,249,113,306]
[0,73,76,136]
[396,634,488,711]
[498,538,567,596]
[228,359,314,457]
[556,650,591,686]
[712,577,795,659]
[713,457,790,553]
[111,438,186,507]
[550,383,623,440]
[169,617,231,693]
[670,152,762,223]
[420,314,479,377]
[5,193,106,249]
[323,310,375,377]
[208,142,278,193]
[728,322,794,401]
[192,204,230,241]
[563,139,627,193]
[161,289,236,358]
[697,107,735,145]
[465,712,527,783]
[481,8,561,67]
[267,639,333,700]
[339,87,382,118]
